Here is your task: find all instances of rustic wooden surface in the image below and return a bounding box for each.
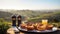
[7,28,15,34]
[7,28,24,34]
[7,28,60,34]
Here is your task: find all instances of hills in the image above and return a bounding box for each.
[0,9,60,22]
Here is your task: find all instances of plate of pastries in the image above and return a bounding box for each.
[19,22,58,33]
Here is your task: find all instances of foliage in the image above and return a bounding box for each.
[0,18,10,34]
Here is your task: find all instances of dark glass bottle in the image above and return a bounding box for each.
[12,15,16,26]
[17,15,22,27]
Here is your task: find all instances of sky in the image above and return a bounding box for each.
[0,0,60,10]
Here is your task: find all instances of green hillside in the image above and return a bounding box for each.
[0,9,60,22]
[0,9,60,28]
[0,11,12,18]
[0,11,13,22]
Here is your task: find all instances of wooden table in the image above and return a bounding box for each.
[7,28,24,34]
[7,28,60,34]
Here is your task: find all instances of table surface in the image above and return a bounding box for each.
[7,28,60,34]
